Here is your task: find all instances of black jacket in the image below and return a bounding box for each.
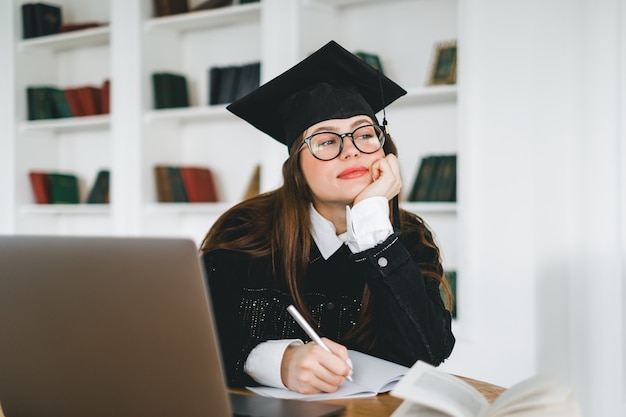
[202,216,455,387]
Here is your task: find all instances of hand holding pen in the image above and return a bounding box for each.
[286,305,354,390]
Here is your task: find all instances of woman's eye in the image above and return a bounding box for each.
[315,135,338,147]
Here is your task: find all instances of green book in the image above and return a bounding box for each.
[409,155,440,201]
[48,173,80,204]
[167,166,188,203]
[152,73,189,109]
[50,87,74,118]
[432,155,457,202]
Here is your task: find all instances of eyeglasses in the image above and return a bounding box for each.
[299,124,386,161]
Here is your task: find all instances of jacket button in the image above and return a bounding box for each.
[378,257,388,267]
[326,302,335,311]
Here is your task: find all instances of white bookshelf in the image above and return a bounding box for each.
[4,0,458,252]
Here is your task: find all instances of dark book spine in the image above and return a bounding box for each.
[86,170,110,204]
[152,0,189,17]
[26,87,55,120]
[33,3,62,37]
[167,167,188,202]
[208,67,222,105]
[21,4,37,39]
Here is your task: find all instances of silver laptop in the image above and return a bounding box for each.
[0,235,344,417]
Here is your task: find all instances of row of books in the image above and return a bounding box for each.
[27,164,261,205]
[407,154,457,202]
[21,2,107,39]
[154,165,219,203]
[153,0,260,18]
[209,62,261,105]
[28,170,109,205]
[152,73,190,109]
[152,62,260,109]
[26,80,110,120]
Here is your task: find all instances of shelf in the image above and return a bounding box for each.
[312,0,383,6]
[144,3,261,33]
[400,201,457,214]
[20,204,111,215]
[394,85,457,107]
[144,106,236,124]
[144,202,236,215]
[20,115,110,133]
[18,26,110,52]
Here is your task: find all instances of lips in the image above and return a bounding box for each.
[337,166,369,179]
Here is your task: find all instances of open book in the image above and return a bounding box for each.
[390,361,582,417]
[247,350,409,401]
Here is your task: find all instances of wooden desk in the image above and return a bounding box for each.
[231,375,504,417]
[316,375,504,417]
[0,375,504,417]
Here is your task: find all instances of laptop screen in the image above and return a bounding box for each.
[0,236,231,417]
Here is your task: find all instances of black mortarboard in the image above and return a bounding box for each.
[226,40,407,151]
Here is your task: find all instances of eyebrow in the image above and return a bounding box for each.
[308,118,372,135]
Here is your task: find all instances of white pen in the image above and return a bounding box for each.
[287,304,354,382]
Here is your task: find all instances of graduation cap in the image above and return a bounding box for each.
[226,40,407,151]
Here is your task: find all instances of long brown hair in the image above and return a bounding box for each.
[200,130,453,351]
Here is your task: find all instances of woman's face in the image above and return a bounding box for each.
[299,115,385,210]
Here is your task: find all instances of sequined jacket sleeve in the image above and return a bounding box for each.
[350,224,455,368]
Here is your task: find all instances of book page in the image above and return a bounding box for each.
[488,372,560,416]
[247,350,409,401]
[391,361,490,417]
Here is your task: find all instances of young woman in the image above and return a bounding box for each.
[200,41,455,395]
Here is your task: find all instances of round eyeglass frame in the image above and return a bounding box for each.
[298,124,386,161]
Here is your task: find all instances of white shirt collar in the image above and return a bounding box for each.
[309,204,347,260]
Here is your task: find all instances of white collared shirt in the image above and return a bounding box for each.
[243,197,393,388]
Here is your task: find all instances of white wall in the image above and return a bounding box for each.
[457,0,625,415]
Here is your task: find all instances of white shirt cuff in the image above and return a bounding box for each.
[244,339,303,388]
[346,196,393,253]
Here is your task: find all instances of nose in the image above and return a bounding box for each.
[340,135,360,159]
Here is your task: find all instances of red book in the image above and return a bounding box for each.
[179,167,218,202]
[64,88,84,117]
[76,86,102,115]
[28,172,52,204]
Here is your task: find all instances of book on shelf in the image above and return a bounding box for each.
[76,86,103,116]
[21,2,63,39]
[208,62,260,105]
[101,79,111,114]
[46,173,80,204]
[407,154,456,202]
[179,166,219,202]
[153,0,189,17]
[152,73,190,109]
[28,172,52,204]
[27,83,107,120]
[27,86,72,120]
[354,51,384,74]
[86,170,110,204]
[154,165,219,203]
[390,361,582,417]
[191,0,233,11]
[154,166,175,203]
[248,350,409,401]
[242,164,260,200]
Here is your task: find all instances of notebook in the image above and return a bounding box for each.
[0,235,344,417]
